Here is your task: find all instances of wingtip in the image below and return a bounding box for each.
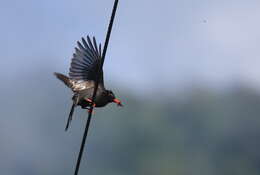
[53,72,59,77]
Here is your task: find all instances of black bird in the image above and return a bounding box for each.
[54,36,122,131]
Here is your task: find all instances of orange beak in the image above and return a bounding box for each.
[113,98,123,106]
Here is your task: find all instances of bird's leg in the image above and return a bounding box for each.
[85,98,92,103]
[87,108,95,114]
[87,105,96,114]
[85,98,96,107]
[85,98,96,114]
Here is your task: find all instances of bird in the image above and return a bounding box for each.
[54,35,123,131]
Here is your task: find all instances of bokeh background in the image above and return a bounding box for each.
[1,0,260,174]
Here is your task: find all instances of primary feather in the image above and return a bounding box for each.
[69,36,104,85]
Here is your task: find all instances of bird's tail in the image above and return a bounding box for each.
[65,102,76,131]
[54,72,72,88]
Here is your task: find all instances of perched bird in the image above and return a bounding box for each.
[54,36,122,131]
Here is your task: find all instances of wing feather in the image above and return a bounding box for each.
[69,35,104,85]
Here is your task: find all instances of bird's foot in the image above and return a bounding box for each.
[85,98,96,114]
[87,108,95,114]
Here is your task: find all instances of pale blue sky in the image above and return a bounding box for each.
[1,0,260,94]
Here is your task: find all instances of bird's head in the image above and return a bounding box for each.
[106,90,123,106]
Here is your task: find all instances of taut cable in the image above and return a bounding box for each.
[73,0,119,174]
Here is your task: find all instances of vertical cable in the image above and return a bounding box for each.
[73,0,119,174]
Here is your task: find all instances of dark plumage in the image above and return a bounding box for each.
[54,36,122,131]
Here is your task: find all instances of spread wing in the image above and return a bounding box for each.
[69,36,104,86]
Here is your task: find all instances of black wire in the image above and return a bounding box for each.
[73,0,119,175]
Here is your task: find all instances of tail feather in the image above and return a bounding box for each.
[65,103,76,131]
[54,72,72,88]
[54,72,77,131]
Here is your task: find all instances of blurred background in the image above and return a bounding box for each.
[1,0,260,174]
